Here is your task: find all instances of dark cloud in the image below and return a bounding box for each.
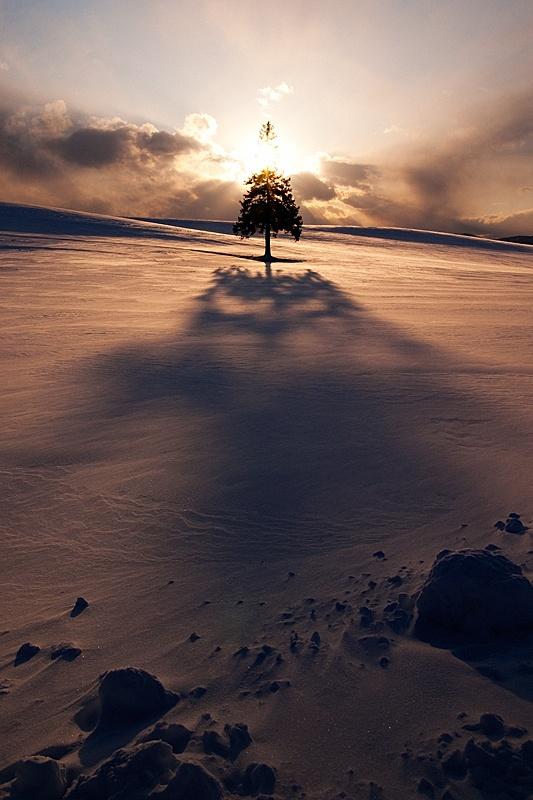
[56,126,198,166]
[182,178,242,219]
[0,97,200,174]
[298,204,324,224]
[344,192,387,212]
[0,125,51,176]
[2,88,533,235]
[308,90,533,235]
[463,207,533,238]
[396,89,533,232]
[291,172,335,201]
[321,159,378,188]
[0,93,237,219]
[57,127,131,166]
[140,129,196,156]
[342,189,418,229]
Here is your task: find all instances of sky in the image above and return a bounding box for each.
[1,0,533,234]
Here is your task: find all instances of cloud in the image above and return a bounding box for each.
[5,98,72,138]
[392,89,533,232]
[463,207,533,237]
[57,127,133,166]
[291,172,335,201]
[0,99,200,177]
[0,62,9,72]
[257,82,293,108]
[55,125,198,167]
[342,190,410,227]
[320,159,378,189]
[181,112,218,143]
[180,178,242,218]
[0,94,238,219]
[302,89,533,235]
[2,87,533,236]
[382,125,414,138]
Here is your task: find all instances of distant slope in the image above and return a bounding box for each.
[0,202,197,241]
[501,235,533,245]
[135,217,234,236]
[1,202,532,253]
[136,215,533,253]
[307,225,533,253]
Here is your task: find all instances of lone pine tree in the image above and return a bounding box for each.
[233,122,303,261]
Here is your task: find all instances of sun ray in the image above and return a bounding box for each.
[228,128,320,183]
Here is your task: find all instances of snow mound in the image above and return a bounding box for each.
[416,549,533,638]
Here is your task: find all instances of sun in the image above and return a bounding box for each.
[229,128,319,182]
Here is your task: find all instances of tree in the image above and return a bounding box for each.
[233,122,303,261]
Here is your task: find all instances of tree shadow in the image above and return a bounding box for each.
[11,262,533,708]
[188,249,305,266]
[64,261,525,549]
[196,266,353,333]
[19,262,533,579]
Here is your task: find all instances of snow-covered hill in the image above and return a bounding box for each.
[1,202,533,800]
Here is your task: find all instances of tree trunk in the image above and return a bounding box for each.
[264,170,272,261]
[264,223,272,261]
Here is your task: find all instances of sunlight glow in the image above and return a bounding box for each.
[228,129,320,183]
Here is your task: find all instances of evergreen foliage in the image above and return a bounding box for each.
[233,123,303,260]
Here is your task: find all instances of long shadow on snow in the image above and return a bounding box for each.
[87,264,504,554]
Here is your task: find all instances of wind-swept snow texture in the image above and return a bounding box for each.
[1,202,533,799]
